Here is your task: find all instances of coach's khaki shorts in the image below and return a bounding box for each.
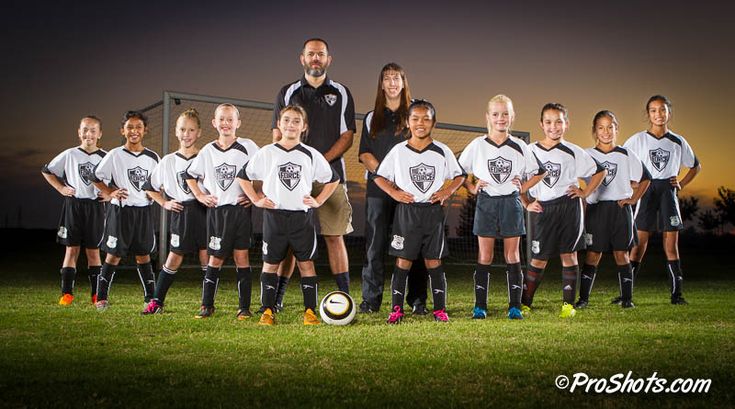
[311,182,353,236]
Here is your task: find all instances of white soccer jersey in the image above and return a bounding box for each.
[458,135,543,196]
[239,143,337,212]
[528,141,603,202]
[43,147,107,200]
[93,146,159,207]
[377,140,466,203]
[585,146,651,204]
[185,138,260,207]
[623,131,698,180]
[144,152,203,202]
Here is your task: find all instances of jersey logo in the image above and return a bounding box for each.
[541,161,561,188]
[601,161,618,186]
[278,162,302,191]
[324,94,337,106]
[177,171,191,194]
[487,157,512,184]
[214,163,236,191]
[409,163,436,193]
[649,148,670,172]
[78,162,95,186]
[127,166,149,191]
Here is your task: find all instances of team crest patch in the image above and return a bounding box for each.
[278,162,302,191]
[106,235,118,249]
[214,163,236,191]
[78,162,95,186]
[542,161,561,188]
[531,240,540,254]
[584,233,593,246]
[170,234,180,248]
[487,157,512,184]
[670,216,681,227]
[127,166,148,191]
[324,94,337,106]
[262,241,268,255]
[209,236,222,251]
[57,226,68,239]
[177,171,191,194]
[601,161,618,186]
[649,148,670,172]
[409,163,436,193]
[391,235,404,250]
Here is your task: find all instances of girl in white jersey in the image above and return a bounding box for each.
[623,95,701,305]
[458,95,546,320]
[42,116,107,306]
[575,111,651,309]
[141,109,209,314]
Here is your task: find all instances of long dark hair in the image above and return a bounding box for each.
[369,62,412,138]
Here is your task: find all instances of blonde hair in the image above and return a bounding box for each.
[214,103,240,119]
[487,94,515,116]
[278,104,309,125]
[177,108,201,128]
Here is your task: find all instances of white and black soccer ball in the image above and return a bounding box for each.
[319,291,356,326]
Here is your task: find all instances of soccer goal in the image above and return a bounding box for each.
[139,91,532,268]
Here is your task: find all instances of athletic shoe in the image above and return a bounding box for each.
[610,296,623,305]
[95,300,109,312]
[671,296,688,305]
[574,299,589,309]
[91,294,97,304]
[433,308,449,322]
[141,300,163,315]
[472,306,487,319]
[559,302,576,318]
[508,307,523,320]
[412,303,429,316]
[58,293,74,306]
[520,304,532,316]
[621,300,635,309]
[303,308,320,325]
[386,306,404,324]
[194,305,215,319]
[258,308,275,326]
[236,309,253,320]
[359,301,376,314]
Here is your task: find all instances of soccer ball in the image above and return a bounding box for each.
[319,291,356,326]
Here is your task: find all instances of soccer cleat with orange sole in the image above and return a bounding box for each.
[59,293,74,306]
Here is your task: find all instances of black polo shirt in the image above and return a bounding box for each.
[273,76,356,183]
[359,108,408,198]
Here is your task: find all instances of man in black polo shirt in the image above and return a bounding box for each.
[270,38,355,309]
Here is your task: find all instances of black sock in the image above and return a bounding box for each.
[300,276,318,311]
[236,267,252,310]
[562,265,578,305]
[96,263,116,301]
[507,263,523,309]
[275,275,290,308]
[60,267,76,295]
[201,266,221,307]
[137,262,155,303]
[390,267,409,310]
[473,263,491,309]
[154,266,176,305]
[427,266,447,311]
[88,265,100,297]
[260,272,278,309]
[667,260,683,298]
[618,263,633,301]
[522,264,544,307]
[578,264,597,302]
[334,272,350,294]
[631,260,640,276]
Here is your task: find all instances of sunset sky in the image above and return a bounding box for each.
[2,0,733,228]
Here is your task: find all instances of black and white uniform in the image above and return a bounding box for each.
[377,140,466,260]
[584,146,651,252]
[43,147,107,247]
[143,152,207,255]
[93,147,160,257]
[528,141,604,259]
[459,135,544,238]
[238,142,337,264]
[623,131,699,232]
[184,138,259,257]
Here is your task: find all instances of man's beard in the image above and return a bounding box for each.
[304,63,327,77]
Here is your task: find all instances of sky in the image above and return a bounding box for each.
[1,0,734,228]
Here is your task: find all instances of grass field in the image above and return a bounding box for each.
[1,243,734,409]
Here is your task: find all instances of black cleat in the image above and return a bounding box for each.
[412,303,429,316]
[610,296,622,305]
[359,301,377,314]
[621,300,635,309]
[671,296,688,305]
[574,299,589,309]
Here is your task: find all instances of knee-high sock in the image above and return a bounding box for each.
[473,263,491,309]
[96,263,116,301]
[260,272,278,309]
[88,265,100,297]
[578,264,597,302]
[334,272,350,294]
[507,263,523,309]
[562,265,578,305]
[390,267,409,310]
[300,276,318,311]
[137,262,155,302]
[201,266,221,307]
[236,267,252,310]
[60,267,76,295]
[275,275,290,308]
[427,266,447,311]
[667,260,683,298]
[618,263,633,301]
[522,264,544,307]
[154,266,176,305]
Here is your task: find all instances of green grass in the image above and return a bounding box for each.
[1,263,734,409]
